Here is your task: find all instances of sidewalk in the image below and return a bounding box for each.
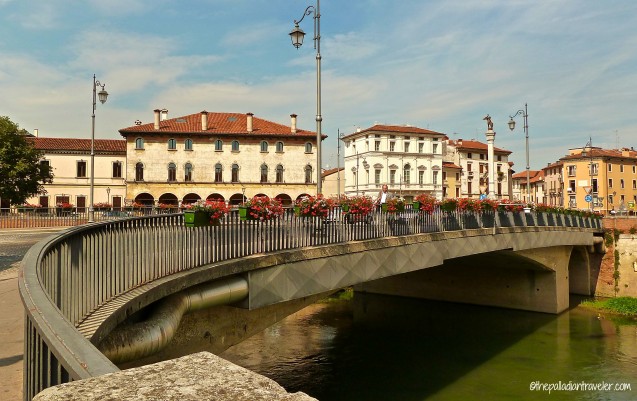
[0,263,23,400]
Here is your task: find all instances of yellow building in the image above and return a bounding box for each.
[560,146,637,214]
[442,162,462,198]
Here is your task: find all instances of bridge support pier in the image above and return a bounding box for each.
[356,246,584,314]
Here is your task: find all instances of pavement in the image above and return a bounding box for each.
[0,263,23,401]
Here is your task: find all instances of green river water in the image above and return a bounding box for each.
[221,294,637,401]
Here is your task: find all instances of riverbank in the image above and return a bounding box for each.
[579,296,637,319]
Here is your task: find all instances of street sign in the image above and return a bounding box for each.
[585,194,593,203]
[628,201,635,209]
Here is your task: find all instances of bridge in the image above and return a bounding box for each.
[19,208,604,400]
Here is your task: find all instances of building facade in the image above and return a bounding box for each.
[511,170,544,203]
[442,162,462,198]
[560,146,637,213]
[25,137,127,210]
[341,125,446,201]
[444,139,512,199]
[321,167,345,198]
[119,110,319,206]
[542,161,564,207]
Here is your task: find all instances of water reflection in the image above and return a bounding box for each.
[221,294,637,401]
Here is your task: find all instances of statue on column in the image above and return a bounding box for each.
[483,114,494,131]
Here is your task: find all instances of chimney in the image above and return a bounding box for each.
[160,109,168,121]
[290,114,297,133]
[153,109,161,130]
[33,128,39,137]
[246,113,253,133]
[201,111,208,131]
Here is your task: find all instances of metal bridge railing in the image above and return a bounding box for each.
[19,206,602,400]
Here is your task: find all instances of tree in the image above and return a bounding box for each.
[0,116,53,205]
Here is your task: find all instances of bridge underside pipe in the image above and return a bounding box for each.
[97,276,248,364]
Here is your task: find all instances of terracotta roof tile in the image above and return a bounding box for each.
[448,139,511,155]
[560,148,637,161]
[341,124,446,139]
[442,161,462,169]
[321,167,344,178]
[119,112,318,139]
[28,137,126,153]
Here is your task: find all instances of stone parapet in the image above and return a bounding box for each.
[33,352,316,401]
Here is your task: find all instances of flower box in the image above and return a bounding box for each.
[184,210,211,227]
[412,201,420,211]
[238,206,252,221]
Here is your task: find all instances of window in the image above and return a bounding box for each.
[276,141,284,152]
[404,142,410,153]
[620,164,624,173]
[231,164,239,183]
[276,164,284,183]
[621,179,625,189]
[418,143,424,153]
[135,162,144,181]
[418,170,424,184]
[403,164,410,184]
[467,162,472,172]
[479,154,485,160]
[184,163,193,182]
[590,163,598,175]
[168,139,176,150]
[456,173,460,180]
[375,141,381,151]
[305,143,312,153]
[185,139,193,151]
[633,179,636,189]
[135,138,144,149]
[389,142,396,152]
[77,161,87,178]
[567,165,576,176]
[40,159,50,170]
[390,170,396,184]
[215,163,223,183]
[304,165,312,184]
[497,155,502,162]
[260,141,268,152]
[592,178,598,193]
[479,164,485,174]
[633,165,636,174]
[168,163,176,181]
[260,164,269,183]
[569,180,576,192]
[467,153,472,159]
[215,140,223,151]
[432,144,438,154]
[231,140,240,152]
[609,178,613,188]
[374,169,381,184]
[608,164,612,172]
[467,182,472,195]
[112,161,122,178]
[366,141,369,151]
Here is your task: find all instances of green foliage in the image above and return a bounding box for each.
[581,297,637,316]
[0,116,53,205]
[629,226,637,235]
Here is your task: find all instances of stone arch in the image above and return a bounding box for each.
[275,194,293,207]
[182,193,201,205]
[206,193,225,202]
[228,193,246,206]
[158,193,179,206]
[133,193,154,206]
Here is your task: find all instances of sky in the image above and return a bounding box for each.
[1,0,636,172]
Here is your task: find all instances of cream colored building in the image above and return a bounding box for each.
[25,137,127,210]
[341,124,446,201]
[119,110,319,206]
[560,146,637,214]
[542,161,564,207]
[321,167,345,198]
[444,139,512,199]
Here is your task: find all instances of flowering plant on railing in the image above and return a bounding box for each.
[157,203,176,209]
[244,195,284,221]
[131,201,145,208]
[346,195,375,215]
[184,200,230,220]
[437,198,459,213]
[477,198,499,212]
[21,203,42,208]
[498,199,524,212]
[295,194,335,218]
[414,193,436,214]
[457,198,482,213]
[534,203,556,213]
[385,197,405,213]
[56,202,74,210]
[93,202,112,210]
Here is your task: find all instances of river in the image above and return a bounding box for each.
[221,293,637,401]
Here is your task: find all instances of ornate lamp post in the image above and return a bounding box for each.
[508,103,529,202]
[89,74,108,222]
[289,0,322,195]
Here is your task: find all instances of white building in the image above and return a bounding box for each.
[341,124,446,201]
[25,137,127,210]
[119,110,320,206]
[445,139,512,199]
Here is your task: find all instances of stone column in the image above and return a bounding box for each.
[486,129,496,199]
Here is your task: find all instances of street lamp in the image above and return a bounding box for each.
[508,103,529,202]
[290,0,322,195]
[89,74,108,222]
[106,187,111,209]
[581,137,594,212]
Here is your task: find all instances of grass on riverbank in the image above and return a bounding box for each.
[320,287,354,303]
[580,297,637,318]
